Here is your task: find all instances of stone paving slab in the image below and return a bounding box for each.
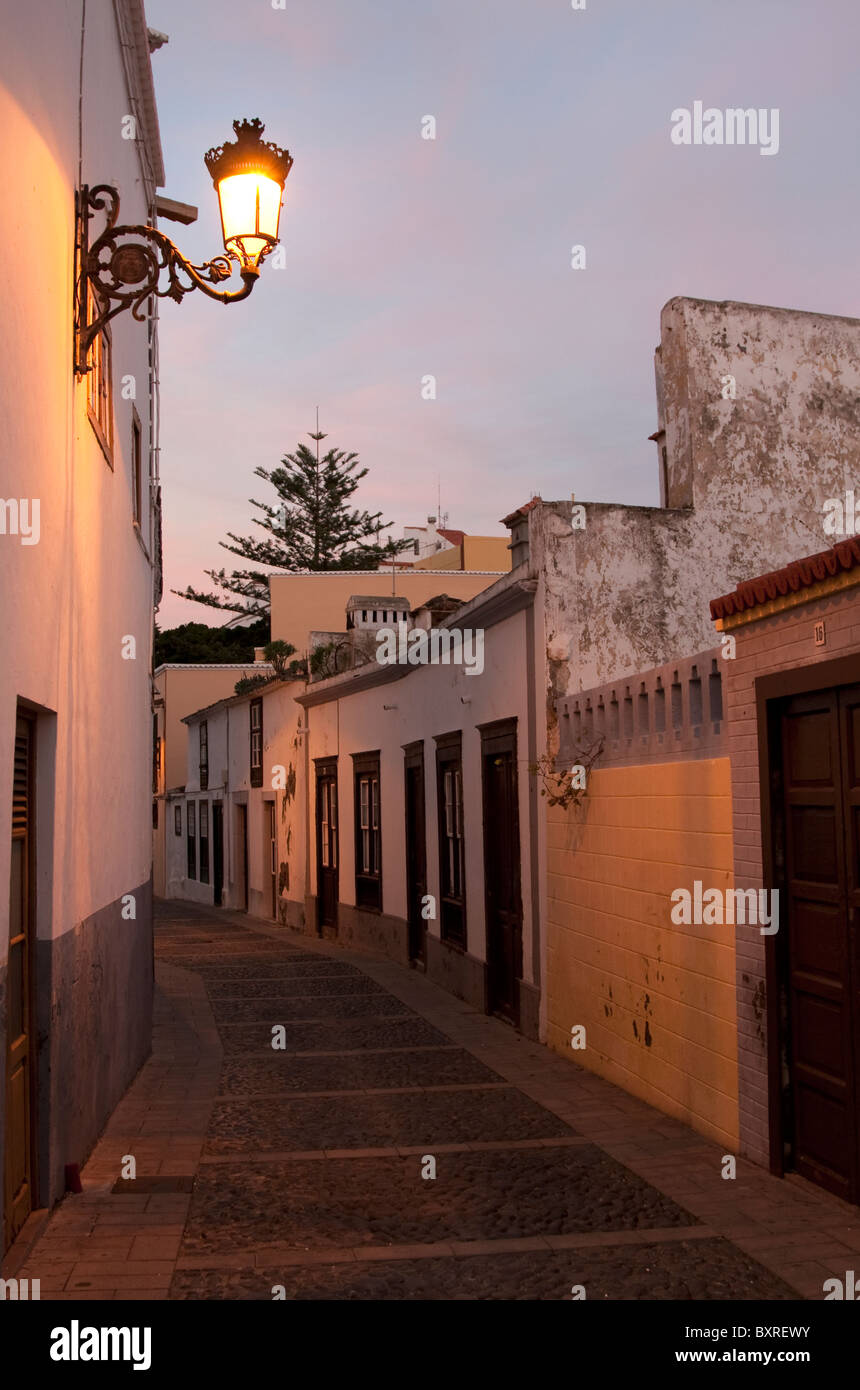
[204,1086,576,1155]
[210,994,413,1023]
[217,1047,502,1094]
[181,1146,698,1255]
[190,958,346,980]
[216,1017,452,1055]
[205,971,375,998]
[210,983,389,1014]
[170,1238,797,1301]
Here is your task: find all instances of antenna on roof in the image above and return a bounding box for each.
[307,407,327,569]
[308,405,326,454]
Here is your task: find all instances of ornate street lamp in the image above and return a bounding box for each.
[75,118,293,375]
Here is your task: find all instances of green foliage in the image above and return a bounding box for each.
[309,638,350,680]
[154,617,269,666]
[263,640,295,680]
[172,431,411,618]
[234,674,270,696]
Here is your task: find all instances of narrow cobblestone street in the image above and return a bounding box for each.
[11,901,860,1301]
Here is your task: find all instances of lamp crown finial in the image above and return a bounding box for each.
[204,117,293,187]
[233,116,265,141]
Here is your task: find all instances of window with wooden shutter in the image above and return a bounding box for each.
[435,732,466,947]
[199,801,209,884]
[187,800,197,880]
[132,408,142,526]
[86,286,114,465]
[353,752,381,911]
[250,699,263,787]
[199,720,209,791]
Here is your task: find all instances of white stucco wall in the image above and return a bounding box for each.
[0,0,166,1228]
[303,609,535,978]
[0,0,158,947]
[171,683,307,923]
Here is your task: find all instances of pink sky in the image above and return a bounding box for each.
[145,0,860,627]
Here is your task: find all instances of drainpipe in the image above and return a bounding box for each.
[225,703,231,904]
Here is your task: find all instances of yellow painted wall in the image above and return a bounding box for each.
[547,758,738,1149]
[412,537,512,572]
[464,537,511,571]
[413,546,462,571]
[269,570,503,653]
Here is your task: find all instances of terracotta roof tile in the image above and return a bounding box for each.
[501,497,541,526]
[710,538,860,620]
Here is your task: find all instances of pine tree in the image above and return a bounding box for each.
[173,431,409,618]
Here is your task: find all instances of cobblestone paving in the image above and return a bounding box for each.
[218,1047,501,1093]
[172,1239,796,1301]
[18,903,860,1301]
[205,1086,576,1154]
[153,904,799,1302]
[207,973,377,998]
[217,1017,452,1055]
[183,1147,698,1254]
[214,993,412,1022]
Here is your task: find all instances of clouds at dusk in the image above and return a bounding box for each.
[146,0,860,625]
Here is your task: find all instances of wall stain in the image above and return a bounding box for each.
[751,978,766,1045]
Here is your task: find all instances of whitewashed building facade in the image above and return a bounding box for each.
[0,0,164,1252]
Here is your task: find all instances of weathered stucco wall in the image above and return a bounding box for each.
[546,757,739,1149]
[534,297,860,698]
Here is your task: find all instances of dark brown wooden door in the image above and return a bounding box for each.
[404,744,427,964]
[5,715,36,1251]
[267,802,277,920]
[212,802,224,907]
[316,763,338,930]
[237,804,248,910]
[482,724,523,1025]
[778,686,860,1201]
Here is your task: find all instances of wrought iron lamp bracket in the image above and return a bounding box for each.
[74,184,259,376]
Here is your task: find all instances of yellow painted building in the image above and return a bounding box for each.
[269,568,505,657]
[546,759,738,1149]
[549,649,739,1150]
[412,536,512,572]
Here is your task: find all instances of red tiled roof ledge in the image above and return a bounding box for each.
[710,538,860,620]
[501,496,541,526]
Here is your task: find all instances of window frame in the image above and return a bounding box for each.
[152,715,161,794]
[174,803,182,837]
[131,406,143,526]
[199,720,209,791]
[186,800,197,880]
[199,800,210,884]
[250,698,263,788]
[353,751,381,912]
[435,731,466,948]
[85,286,114,466]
